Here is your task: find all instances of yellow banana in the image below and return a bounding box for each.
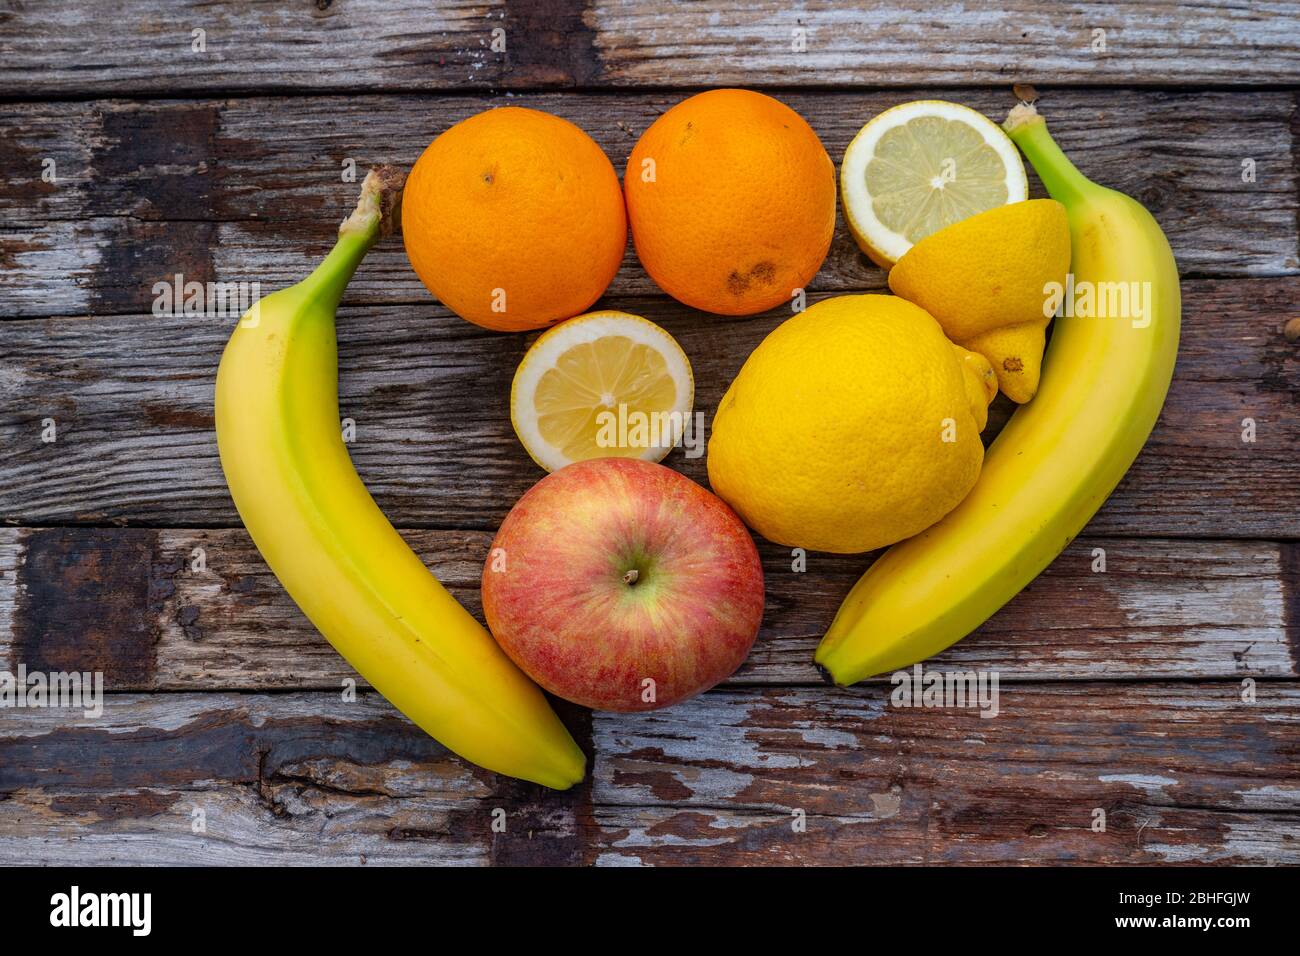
[816,102,1181,684]
[215,168,586,788]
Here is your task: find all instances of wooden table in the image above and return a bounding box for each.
[1,1,1298,866]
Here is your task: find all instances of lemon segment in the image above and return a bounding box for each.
[511,311,694,472]
[841,100,1028,267]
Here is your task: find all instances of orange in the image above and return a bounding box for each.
[402,107,627,332]
[624,90,836,316]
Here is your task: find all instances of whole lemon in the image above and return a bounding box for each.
[707,295,992,554]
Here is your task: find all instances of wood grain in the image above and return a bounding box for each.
[1,90,1294,317]
[3,0,1298,869]
[1,686,1295,865]
[1,281,1297,535]
[590,1,1300,89]
[2,1,1298,96]
[0,527,1293,689]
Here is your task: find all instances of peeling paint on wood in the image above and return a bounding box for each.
[0,530,1292,690]
[1,281,1297,536]
[0,687,1295,865]
[2,0,1297,869]
[1,90,1295,317]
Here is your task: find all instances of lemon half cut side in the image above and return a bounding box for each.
[841,100,1028,267]
[511,311,695,473]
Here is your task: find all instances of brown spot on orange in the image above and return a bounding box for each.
[726,261,778,297]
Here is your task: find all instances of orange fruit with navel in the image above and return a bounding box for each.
[402,107,627,332]
[624,89,836,316]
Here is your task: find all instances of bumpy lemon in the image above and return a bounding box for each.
[840,100,1028,267]
[707,295,993,554]
[511,311,694,472]
[961,321,1048,404]
[888,199,1070,403]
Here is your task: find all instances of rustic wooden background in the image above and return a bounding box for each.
[1,1,1298,865]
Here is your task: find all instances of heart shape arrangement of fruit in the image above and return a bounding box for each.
[215,91,1180,788]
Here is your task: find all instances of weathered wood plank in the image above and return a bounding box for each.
[590,1,1300,89]
[0,528,1293,688]
[2,1,1298,96]
[587,684,1300,865]
[1,90,1293,317]
[0,687,1295,865]
[0,693,516,865]
[1,280,1297,535]
[591,805,1300,866]
[0,0,510,98]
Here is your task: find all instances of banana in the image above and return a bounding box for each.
[815,101,1181,685]
[215,168,586,789]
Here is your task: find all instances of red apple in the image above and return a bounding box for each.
[482,458,765,711]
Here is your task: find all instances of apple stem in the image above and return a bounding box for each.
[623,569,640,586]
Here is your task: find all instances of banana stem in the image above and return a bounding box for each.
[298,165,407,311]
[1002,102,1091,206]
[339,164,407,242]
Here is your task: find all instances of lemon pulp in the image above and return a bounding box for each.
[535,336,677,460]
[510,311,694,472]
[866,116,1014,242]
[840,100,1028,266]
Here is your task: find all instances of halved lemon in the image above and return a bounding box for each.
[511,311,694,472]
[840,100,1028,267]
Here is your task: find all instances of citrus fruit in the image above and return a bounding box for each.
[624,89,836,316]
[951,342,999,431]
[840,100,1028,267]
[959,321,1048,404]
[707,295,993,554]
[888,199,1070,402]
[402,107,627,332]
[511,311,694,472]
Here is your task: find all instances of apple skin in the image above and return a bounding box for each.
[482,458,765,712]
